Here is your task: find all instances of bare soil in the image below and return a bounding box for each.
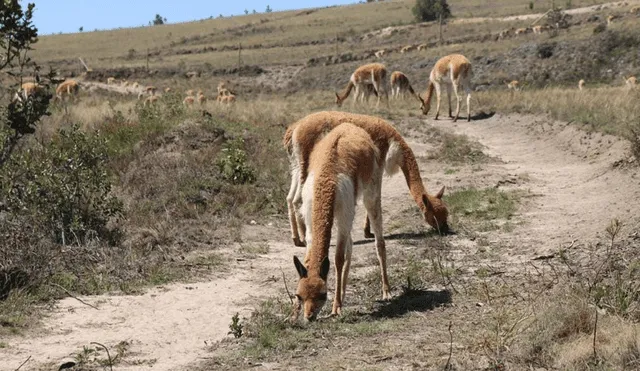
[2,112,639,370]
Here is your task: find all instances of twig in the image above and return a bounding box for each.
[14,355,31,371]
[593,307,598,361]
[444,321,453,370]
[90,342,113,371]
[281,268,294,305]
[49,283,99,310]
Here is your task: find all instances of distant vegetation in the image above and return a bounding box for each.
[412,0,451,22]
[151,14,167,26]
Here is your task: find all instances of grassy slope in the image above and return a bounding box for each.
[33,0,606,70]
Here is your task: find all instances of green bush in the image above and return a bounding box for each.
[216,137,256,185]
[412,0,451,22]
[1,125,123,245]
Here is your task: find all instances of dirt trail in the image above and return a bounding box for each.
[0,240,294,371]
[2,114,639,370]
[430,114,640,256]
[452,0,640,25]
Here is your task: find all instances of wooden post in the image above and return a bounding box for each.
[530,9,552,27]
[335,33,339,57]
[238,43,242,68]
[146,48,150,71]
[439,13,444,45]
[78,57,91,72]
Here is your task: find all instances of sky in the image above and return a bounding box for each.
[31,0,357,35]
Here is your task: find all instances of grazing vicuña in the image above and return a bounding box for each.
[283,111,448,248]
[420,53,473,122]
[292,123,384,321]
[335,62,388,108]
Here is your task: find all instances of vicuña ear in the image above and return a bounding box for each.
[320,256,330,281]
[436,186,445,199]
[293,256,307,278]
[422,194,434,212]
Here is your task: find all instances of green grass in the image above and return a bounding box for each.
[429,131,490,164]
[445,188,523,231]
[239,243,270,257]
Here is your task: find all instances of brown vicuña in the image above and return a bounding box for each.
[183,95,195,106]
[217,94,236,104]
[143,95,159,106]
[507,80,520,91]
[145,86,157,95]
[197,91,207,104]
[14,82,42,102]
[390,71,420,101]
[283,111,448,249]
[55,79,80,101]
[292,123,384,321]
[420,53,473,122]
[335,62,388,108]
[624,75,636,89]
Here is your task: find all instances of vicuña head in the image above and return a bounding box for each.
[422,188,449,233]
[293,255,329,322]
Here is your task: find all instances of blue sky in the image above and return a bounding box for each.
[32,1,357,35]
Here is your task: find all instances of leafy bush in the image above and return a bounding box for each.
[216,137,256,185]
[1,125,122,245]
[537,42,555,59]
[412,0,451,22]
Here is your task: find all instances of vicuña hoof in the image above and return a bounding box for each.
[364,231,375,239]
[293,238,306,247]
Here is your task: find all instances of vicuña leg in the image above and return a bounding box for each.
[434,82,442,120]
[465,86,472,122]
[446,83,453,118]
[363,215,374,238]
[364,191,390,300]
[286,167,305,246]
[293,173,307,246]
[452,82,462,122]
[332,200,355,315]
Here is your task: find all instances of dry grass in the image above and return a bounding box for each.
[32,0,612,72]
[476,86,640,138]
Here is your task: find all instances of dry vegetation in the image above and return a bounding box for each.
[2,0,640,370]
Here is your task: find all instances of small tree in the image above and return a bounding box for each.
[244,9,249,15]
[151,14,166,26]
[265,5,272,13]
[0,1,53,168]
[79,26,83,32]
[412,0,452,22]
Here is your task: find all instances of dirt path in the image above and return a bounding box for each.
[429,114,640,256]
[2,113,639,370]
[452,0,640,25]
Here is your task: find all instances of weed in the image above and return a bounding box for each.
[428,131,489,164]
[228,312,244,338]
[216,137,257,185]
[239,243,270,256]
[444,188,522,230]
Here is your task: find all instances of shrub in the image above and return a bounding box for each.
[216,137,257,185]
[593,23,607,34]
[537,42,555,59]
[412,0,451,23]
[1,125,123,245]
